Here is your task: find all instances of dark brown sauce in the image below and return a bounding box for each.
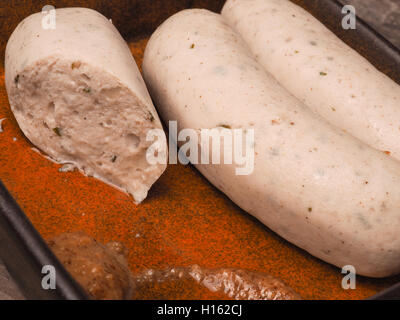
[131,265,301,300]
[48,232,133,300]
[49,232,300,300]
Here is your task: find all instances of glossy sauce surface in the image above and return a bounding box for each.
[49,232,300,300]
[131,265,301,300]
[48,232,133,300]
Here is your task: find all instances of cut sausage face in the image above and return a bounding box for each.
[9,58,160,202]
[5,8,167,203]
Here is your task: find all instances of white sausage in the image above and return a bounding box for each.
[143,9,400,277]
[5,8,167,203]
[222,0,400,161]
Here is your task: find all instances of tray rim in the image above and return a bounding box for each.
[0,180,89,300]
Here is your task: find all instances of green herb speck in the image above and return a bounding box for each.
[320,72,327,76]
[148,112,155,122]
[53,127,62,136]
[83,87,91,93]
[71,62,80,69]
[219,124,232,129]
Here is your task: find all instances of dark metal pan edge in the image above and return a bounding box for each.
[0,180,89,300]
[368,282,400,300]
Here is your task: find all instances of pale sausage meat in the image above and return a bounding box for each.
[5,8,167,203]
[222,0,400,161]
[143,9,400,277]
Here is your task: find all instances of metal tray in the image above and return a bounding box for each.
[0,0,399,300]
